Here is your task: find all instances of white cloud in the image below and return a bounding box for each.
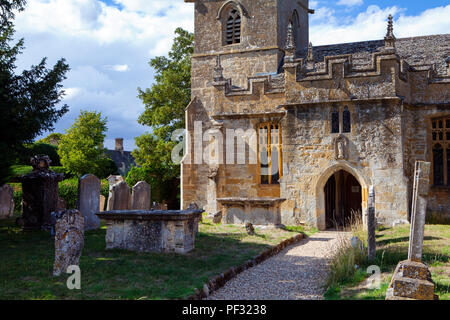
[12,1,450,150]
[337,0,364,7]
[310,5,450,45]
[105,64,130,72]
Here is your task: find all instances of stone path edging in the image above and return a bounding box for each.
[186,233,306,300]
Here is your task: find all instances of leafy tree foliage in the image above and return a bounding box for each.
[36,132,64,145]
[0,0,69,183]
[133,27,193,208]
[58,110,112,178]
[18,142,61,166]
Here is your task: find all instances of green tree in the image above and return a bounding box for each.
[58,110,111,178]
[36,132,64,146]
[134,27,193,208]
[0,0,69,184]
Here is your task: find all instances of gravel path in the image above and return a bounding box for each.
[207,231,348,300]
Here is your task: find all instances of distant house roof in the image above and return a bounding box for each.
[105,138,136,176]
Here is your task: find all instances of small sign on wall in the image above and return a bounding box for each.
[352,186,360,193]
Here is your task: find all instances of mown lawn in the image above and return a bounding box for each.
[325,224,450,300]
[0,215,313,300]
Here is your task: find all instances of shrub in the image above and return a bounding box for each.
[18,143,61,166]
[58,178,79,209]
[59,177,109,210]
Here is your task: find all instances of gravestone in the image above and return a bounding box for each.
[99,195,106,212]
[109,181,130,210]
[386,161,438,300]
[77,174,101,230]
[367,186,376,261]
[57,198,66,210]
[106,175,124,211]
[0,184,14,219]
[53,210,85,277]
[131,181,151,210]
[18,155,64,230]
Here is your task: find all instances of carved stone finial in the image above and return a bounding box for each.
[446,56,450,76]
[213,55,224,82]
[285,21,295,51]
[384,14,396,50]
[307,42,314,62]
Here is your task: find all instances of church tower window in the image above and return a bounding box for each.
[226,9,241,45]
[431,117,450,186]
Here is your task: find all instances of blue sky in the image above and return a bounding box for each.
[12,0,450,151]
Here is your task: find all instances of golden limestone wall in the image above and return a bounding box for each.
[183,0,449,227]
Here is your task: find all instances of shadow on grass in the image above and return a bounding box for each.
[0,217,291,300]
[377,236,442,246]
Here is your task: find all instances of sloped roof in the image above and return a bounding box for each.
[311,34,450,75]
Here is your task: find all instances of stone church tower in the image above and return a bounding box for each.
[182,0,450,230]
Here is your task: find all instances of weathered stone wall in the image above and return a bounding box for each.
[279,101,409,229]
[403,105,450,223]
[183,0,450,227]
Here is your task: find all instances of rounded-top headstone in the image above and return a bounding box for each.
[131,181,151,210]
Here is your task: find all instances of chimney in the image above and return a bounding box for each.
[115,138,124,151]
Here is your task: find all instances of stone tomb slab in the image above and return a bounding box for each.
[96,209,203,254]
[217,198,286,225]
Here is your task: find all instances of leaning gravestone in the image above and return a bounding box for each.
[109,181,130,210]
[367,186,376,261]
[386,161,438,300]
[0,184,14,219]
[131,181,151,210]
[53,210,85,277]
[77,174,101,230]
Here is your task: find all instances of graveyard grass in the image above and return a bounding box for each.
[325,224,450,300]
[0,214,315,300]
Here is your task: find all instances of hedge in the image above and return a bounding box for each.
[10,177,110,214]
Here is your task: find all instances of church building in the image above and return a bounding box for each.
[181,0,450,230]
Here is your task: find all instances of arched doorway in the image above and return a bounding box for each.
[324,170,362,229]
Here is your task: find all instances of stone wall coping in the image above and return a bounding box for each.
[96,210,203,221]
[217,198,286,205]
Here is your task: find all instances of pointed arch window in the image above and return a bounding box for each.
[431,117,450,186]
[331,108,339,134]
[226,9,241,45]
[331,106,351,134]
[343,106,351,133]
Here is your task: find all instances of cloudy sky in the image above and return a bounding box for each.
[12,0,450,151]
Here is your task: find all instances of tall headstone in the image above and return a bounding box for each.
[367,186,376,261]
[408,161,431,262]
[106,175,124,211]
[131,181,151,210]
[0,184,14,219]
[77,174,101,230]
[386,161,437,300]
[53,210,84,277]
[19,155,64,230]
[110,181,130,210]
